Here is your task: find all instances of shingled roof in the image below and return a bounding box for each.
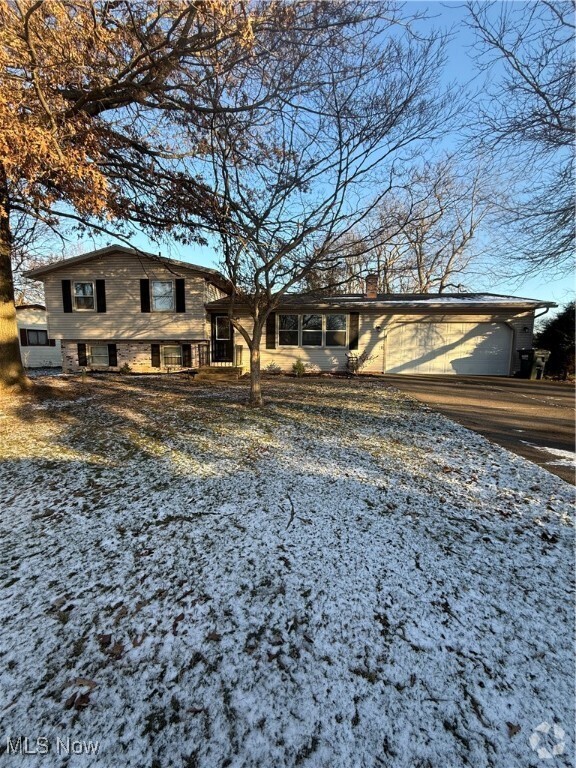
[206,292,555,311]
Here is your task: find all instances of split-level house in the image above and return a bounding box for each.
[25,246,555,376]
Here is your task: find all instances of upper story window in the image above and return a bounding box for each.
[73,282,95,310]
[151,280,174,311]
[278,314,348,348]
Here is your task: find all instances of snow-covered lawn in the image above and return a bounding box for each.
[0,374,574,768]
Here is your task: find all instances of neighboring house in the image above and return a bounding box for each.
[16,305,61,368]
[25,246,555,377]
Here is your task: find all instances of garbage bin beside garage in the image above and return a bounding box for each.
[517,349,551,379]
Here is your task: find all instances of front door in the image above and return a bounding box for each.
[211,314,234,363]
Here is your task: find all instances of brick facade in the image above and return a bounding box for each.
[61,341,207,373]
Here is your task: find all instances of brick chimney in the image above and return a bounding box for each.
[365,273,378,300]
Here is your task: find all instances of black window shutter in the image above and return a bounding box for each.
[349,313,359,350]
[19,328,28,346]
[49,338,56,347]
[62,280,72,313]
[182,343,192,367]
[266,313,276,349]
[140,279,151,312]
[175,279,186,313]
[77,343,87,367]
[96,280,106,313]
[151,343,160,368]
[108,343,117,367]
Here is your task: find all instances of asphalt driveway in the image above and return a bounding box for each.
[378,375,575,484]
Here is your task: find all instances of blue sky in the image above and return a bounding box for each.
[410,1,574,309]
[85,1,574,312]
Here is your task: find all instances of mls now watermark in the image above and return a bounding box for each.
[5,736,100,756]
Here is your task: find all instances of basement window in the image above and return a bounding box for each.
[162,345,182,367]
[89,345,109,367]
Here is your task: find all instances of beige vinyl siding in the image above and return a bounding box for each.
[261,345,349,372]
[230,312,350,372]
[205,282,227,303]
[43,253,211,340]
[229,308,534,374]
[16,307,62,368]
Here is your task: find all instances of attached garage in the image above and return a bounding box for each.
[206,285,555,376]
[385,321,513,376]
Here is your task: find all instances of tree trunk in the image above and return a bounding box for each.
[248,323,263,407]
[0,173,28,392]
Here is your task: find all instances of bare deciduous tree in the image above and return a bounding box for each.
[303,159,492,296]
[369,161,492,293]
[466,1,575,273]
[189,4,454,405]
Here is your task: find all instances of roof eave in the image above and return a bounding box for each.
[206,299,557,311]
[23,245,231,292]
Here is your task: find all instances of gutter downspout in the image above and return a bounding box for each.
[534,308,551,320]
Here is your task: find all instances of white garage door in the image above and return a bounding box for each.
[385,322,512,375]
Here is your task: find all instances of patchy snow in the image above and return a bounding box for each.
[327,295,543,306]
[0,375,574,768]
[520,441,576,470]
[24,366,64,379]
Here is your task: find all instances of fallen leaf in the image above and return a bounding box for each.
[172,613,185,634]
[74,693,91,710]
[541,530,559,544]
[506,722,521,738]
[64,693,77,710]
[108,641,124,659]
[97,633,112,649]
